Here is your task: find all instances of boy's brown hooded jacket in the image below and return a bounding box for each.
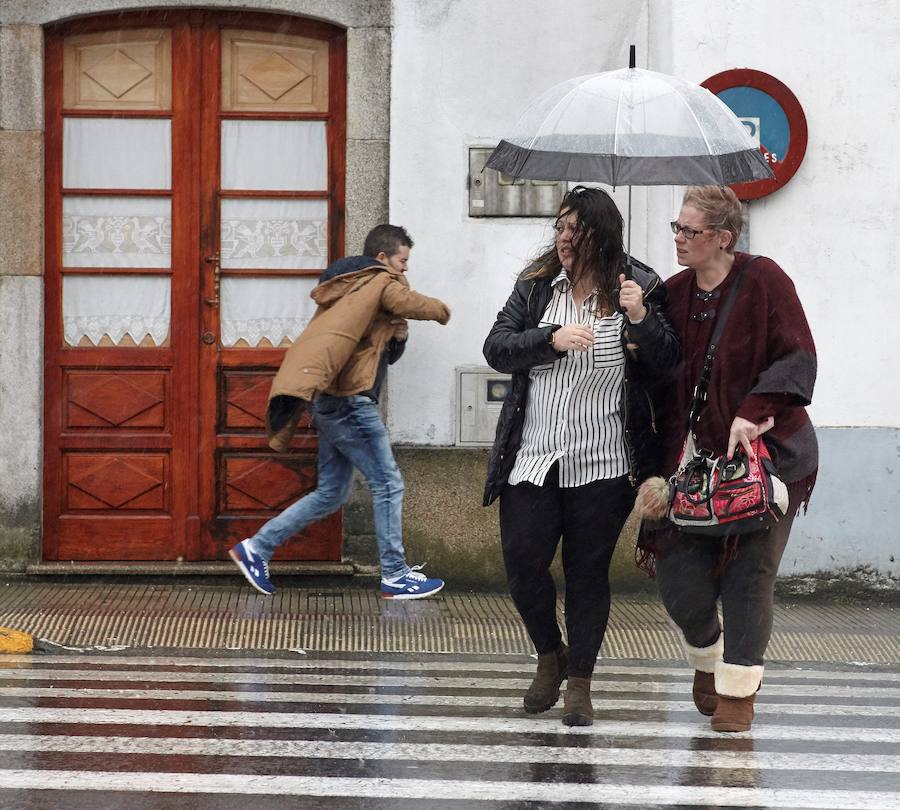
[266,259,449,451]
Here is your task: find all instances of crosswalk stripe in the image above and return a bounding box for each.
[4,706,900,742]
[0,734,897,772]
[0,686,897,717]
[0,652,889,681]
[0,770,895,808]
[1,667,896,697]
[1,650,897,808]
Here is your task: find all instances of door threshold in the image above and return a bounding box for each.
[24,561,356,577]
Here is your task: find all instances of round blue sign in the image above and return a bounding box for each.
[702,70,807,200]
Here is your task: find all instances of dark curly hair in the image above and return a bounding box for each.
[523,185,625,314]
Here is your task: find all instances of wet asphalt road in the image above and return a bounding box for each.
[0,650,897,809]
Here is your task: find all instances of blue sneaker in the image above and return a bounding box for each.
[381,565,445,600]
[229,539,275,595]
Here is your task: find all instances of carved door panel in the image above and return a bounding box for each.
[43,13,346,562]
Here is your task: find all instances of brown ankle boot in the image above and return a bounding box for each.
[523,644,568,714]
[562,675,593,726]
[711,694,755,732]
[712,661,763,732]
[692,670,717,716]
[681,634,723,717]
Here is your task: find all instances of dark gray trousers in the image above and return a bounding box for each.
[654,496,799,667]
[499,465,634,678]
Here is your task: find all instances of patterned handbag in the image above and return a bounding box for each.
[668,432,788,535]
[667,257,788,536]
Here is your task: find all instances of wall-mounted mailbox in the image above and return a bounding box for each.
[457,366,512,446]
[469,147,567,217]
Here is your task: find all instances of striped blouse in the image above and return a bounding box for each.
[507,269,629,488]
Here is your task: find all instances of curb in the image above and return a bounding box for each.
[0,627,33,654]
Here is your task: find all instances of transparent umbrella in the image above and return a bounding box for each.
[486,64,773,248]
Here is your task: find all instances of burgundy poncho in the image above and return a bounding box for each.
[637,252,818,568]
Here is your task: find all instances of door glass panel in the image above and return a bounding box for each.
[63,196,171,268]
[63,275,170,346]
[220,276,317,347]
[220,198,326,270]
[63,118,172,189]
[221,120,326,190]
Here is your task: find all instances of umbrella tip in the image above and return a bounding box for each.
[629,45,636,69]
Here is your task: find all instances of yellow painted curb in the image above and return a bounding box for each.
[0,627,33,654]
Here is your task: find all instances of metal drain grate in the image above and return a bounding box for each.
[1,582,898,663]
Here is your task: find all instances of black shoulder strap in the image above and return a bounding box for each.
[687,255,759,428]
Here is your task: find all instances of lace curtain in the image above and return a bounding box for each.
[60,117,327,347]
[62,120,173,346]
[63,197,171,268]
[220,198,326,270]
[220,277,317,347]
[63,118,171,189]
[63,275,170,346]
[218,121,327,345]
[221,120,326,190]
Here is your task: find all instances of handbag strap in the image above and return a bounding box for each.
[686,255,759,429]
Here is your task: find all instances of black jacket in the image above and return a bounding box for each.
[482,259,680,505]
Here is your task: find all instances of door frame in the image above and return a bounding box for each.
[42,9,347,561]
[194,12,347,560]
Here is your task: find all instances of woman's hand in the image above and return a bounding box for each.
[552,324,594,352]
[618,274,647,322]
[727,415,775,460]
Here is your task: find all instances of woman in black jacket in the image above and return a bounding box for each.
[483,186,679,726]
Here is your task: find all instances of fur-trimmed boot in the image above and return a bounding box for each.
[523,644,569,714]
[562,676,594,726]
[712,661,764,732]
[682,634,724,716]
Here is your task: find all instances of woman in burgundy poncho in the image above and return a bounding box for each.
[637,185,817,733]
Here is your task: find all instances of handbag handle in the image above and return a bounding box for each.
[686,255,760,430]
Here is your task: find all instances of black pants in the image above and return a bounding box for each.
[499,465,634,678]
[654,494,799,667]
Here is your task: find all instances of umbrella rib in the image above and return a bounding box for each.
[522,76,591,152]
[673,84,715,156]
[613,77,626,159]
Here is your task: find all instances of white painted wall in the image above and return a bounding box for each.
[387,0,649,443]
[388,0,900,443]
[647,0,900,429]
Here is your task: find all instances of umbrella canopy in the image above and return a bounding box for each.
[486,67,773,187]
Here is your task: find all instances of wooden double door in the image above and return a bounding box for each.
[42,11,346,562]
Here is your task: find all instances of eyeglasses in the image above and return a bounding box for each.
[554,221,581,237]
[670,221,711,240]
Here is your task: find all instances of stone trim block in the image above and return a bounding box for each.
[0,24,43,131]
[345,137,389,254]
[347,26,391,141]
[0,275,42,507]
[0,130,43,277]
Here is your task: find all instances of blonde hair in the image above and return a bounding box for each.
[682,185,743,253]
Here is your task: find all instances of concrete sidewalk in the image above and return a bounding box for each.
[1,578,898,665]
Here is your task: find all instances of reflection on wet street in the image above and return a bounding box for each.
[0,651,897,808]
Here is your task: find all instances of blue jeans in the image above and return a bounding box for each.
[250,394,409,581]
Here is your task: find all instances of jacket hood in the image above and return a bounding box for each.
[312,255,398,307]
[319,255,381,282]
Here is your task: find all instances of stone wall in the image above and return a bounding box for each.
[0,21,44,565]
[347,447,652,593]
